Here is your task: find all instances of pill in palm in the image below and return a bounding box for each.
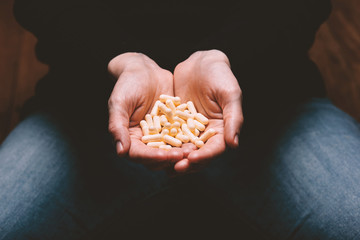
[140,95,216,149]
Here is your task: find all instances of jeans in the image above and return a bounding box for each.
[0,98,360,239]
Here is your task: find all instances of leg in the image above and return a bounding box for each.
[0,112,169,239]
[209,98,360,239]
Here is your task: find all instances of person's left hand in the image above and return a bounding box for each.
[172,50,243,174]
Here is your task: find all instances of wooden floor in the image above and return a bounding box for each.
[1,0,360,143]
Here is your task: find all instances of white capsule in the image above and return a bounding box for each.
[195,140,204,148]
[172,122,181,129]
[161,128,169,137]
[149,126,158,134]
[165,108,174,123]
[159,145,172,150]
[199,128,216,142]
[150,100,161,116]
[159,95,181,105]
[187,101,197,115]
[194,128,200,137]
[195,113,209,125]
[166,99,176,113]
[187,118,196,132]
[164,122,171,130]
[142,134,162,143]
[181,124,198,143]
[163,135,182,147]
[158,102,171,115]
[145,114,153,127]
[153,115,161,132]
[147,142,165,148]
[173,116,186,124]
[176,103,187,111]
[194,120,205,131]
[170,128,178,137]
[160,115,168,126]
[176,133,190,143]
[175,110,193,120]
[140,120,149,136]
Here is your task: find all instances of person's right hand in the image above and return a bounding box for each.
[108,52,183,170]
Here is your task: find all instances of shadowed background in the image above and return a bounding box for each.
[0,0,359,143]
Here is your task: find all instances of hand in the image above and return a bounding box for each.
[173,50,243,173]
[108,52,183,170]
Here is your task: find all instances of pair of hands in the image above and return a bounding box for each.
[108,50,243,174]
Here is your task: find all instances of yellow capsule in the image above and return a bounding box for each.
[163,135,182,147]
[199,128,216,142]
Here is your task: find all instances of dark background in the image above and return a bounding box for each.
[1,0,360,143]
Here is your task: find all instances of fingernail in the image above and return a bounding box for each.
[234,135,239,146]
[117,141,124,154]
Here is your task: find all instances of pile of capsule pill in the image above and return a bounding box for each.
[140,94,216,150]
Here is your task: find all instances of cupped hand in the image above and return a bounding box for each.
[173,50,243,173]
[108,53,183,170]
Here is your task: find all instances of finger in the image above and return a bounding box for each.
[129,137,183,168]
[174,159,190,173]
[222,94,243,148]
[188,133,226,166]
[108,107,131,157]
[181,143,197,158]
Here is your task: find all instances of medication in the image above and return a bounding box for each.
[199,128,216,142]
[176,103,187,111]
[142,134,162,143]
[175,110,193,120]
[140,120,149,136]
[194,120,205,131]
[176,133,190,143]
[150,100,161,116]
[145,114,153,128]
[153,115,161,132]
[187,101,197,115]
[166,99,176,113]
[140,95,216,149]
[195,140,204,148]
[160,115,168,126]
[159,145,172,150]
[195,113,209,125]
[187,118,196,132]
[163,135,182,147]
[182,123,198,143]
[147,142,165,148]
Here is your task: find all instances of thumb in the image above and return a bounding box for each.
[221,93,243,148]
[108,106,131,156]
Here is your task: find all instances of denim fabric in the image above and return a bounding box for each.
[1,98,360,239]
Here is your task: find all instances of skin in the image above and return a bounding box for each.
[108,50,243,174]
[108,52,183,171]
